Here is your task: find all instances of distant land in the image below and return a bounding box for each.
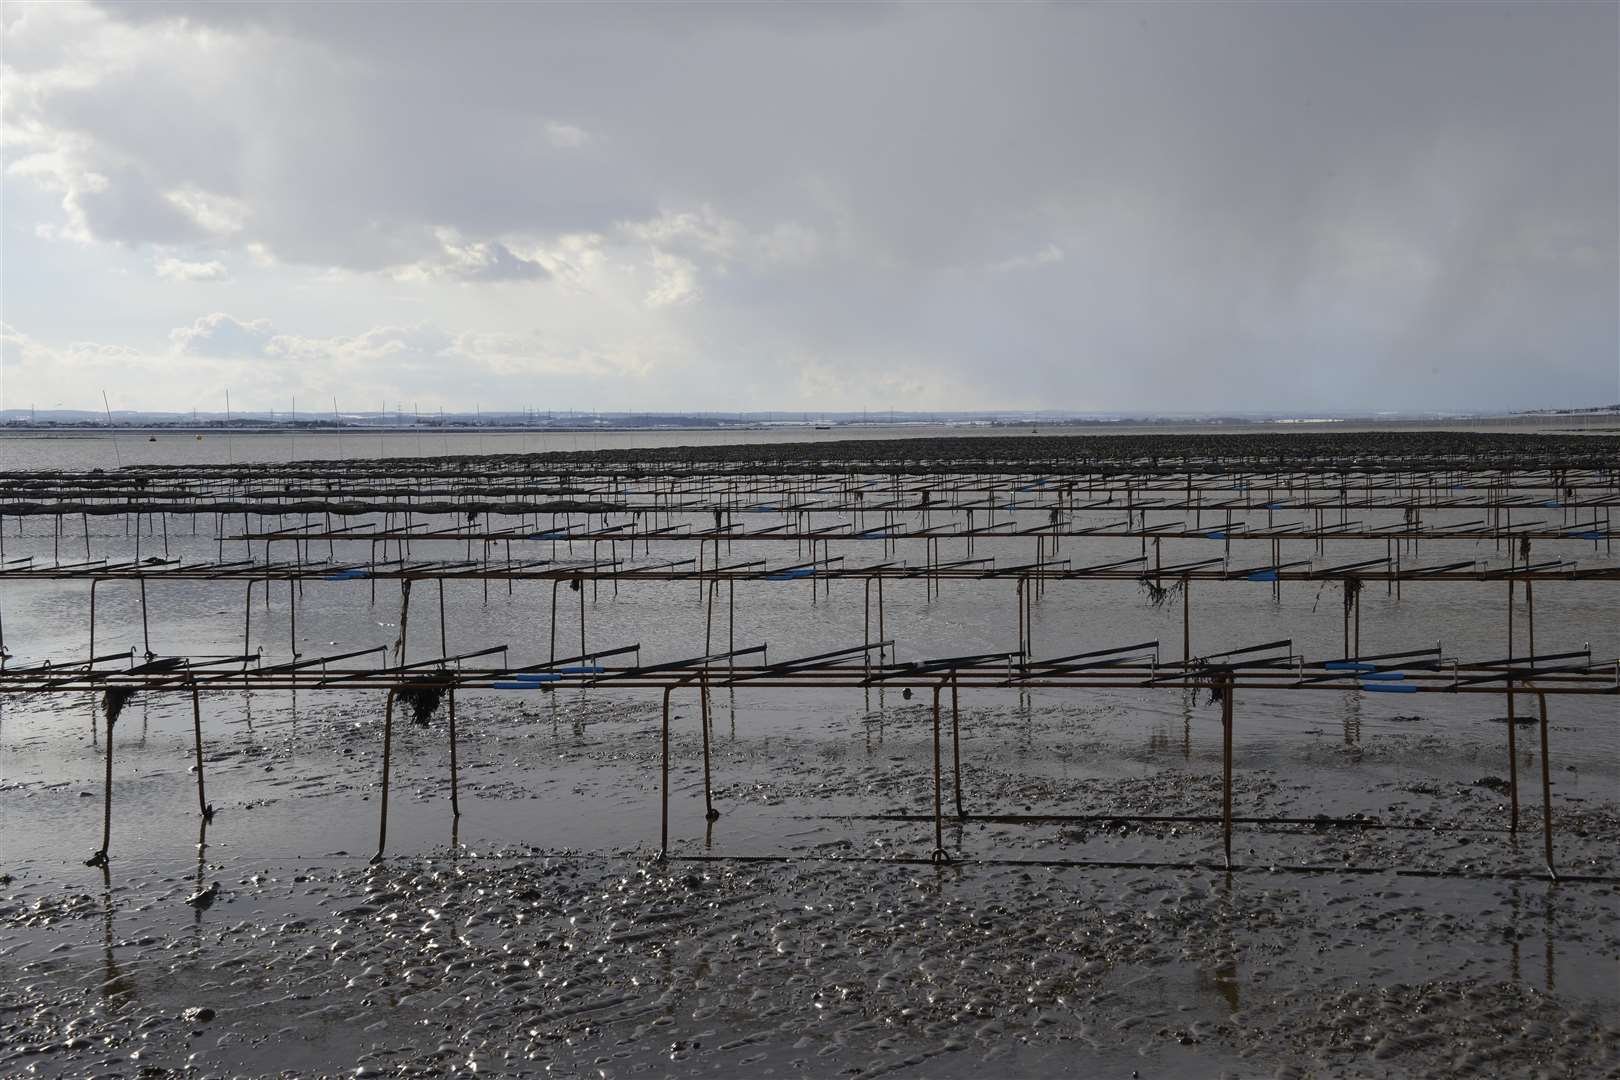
[2,405,1617,434]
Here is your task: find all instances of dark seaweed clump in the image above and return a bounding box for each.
[396,680,446,725]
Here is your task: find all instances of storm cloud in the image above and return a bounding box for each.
[1,2,1614,412]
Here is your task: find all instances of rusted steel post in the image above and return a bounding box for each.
[438,578,448,657]
[288,579,297,658]
[1342,584,1350,657]
[447,687,460,819]
[394,579,412,666]
[1016,578,1026,659]
[1222,674,1234,871]
[549,578,560,663]
[89,708,115,867]
[700,672,718,821]
[864,577,871,667]
[809,538,817,605]
[241,580,254,670]
[1353,585,1361,660]
[191,680,211,820]
[578,575,587,661]
[1025,575,1034,659]
[372,689,395,864]
[659,684,673,859]
[951,673,965,819]
[1536,690,1556,879]
[89,579,97,663]
[877,575,885,661]
[931,683,946,861]
[1507,581,1519,833]
[705,578,715,654]
[139,576,151,659]
[1526,579,1535,659]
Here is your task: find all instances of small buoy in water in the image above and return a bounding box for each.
[196,435,203,441]
[148,436,157,442]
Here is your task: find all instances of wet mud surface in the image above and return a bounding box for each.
[4,689,1618,1079]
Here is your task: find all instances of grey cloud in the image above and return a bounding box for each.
[155,256,229,282]
[169,313,274,357]
[4,2,1615,411]
[68,162,209,246]
[435,237,550,283]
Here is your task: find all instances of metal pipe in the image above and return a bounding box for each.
[549,579,559,663]
[701,671,718,821]
[139,577,151,659]
[1536,690,1556,880]
[1507,581,1519,833]
[88,706,114,867]
[371,689,395,863]
[191,680,211,820]
[931,681,948,862]
[1222,674,1234,871]
[448,687,460,819]
[659,684,672,859]
[951,673,965,819]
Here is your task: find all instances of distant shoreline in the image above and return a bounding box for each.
[3,415,1617,439]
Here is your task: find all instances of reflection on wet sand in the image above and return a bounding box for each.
[1195,874,1242,1014]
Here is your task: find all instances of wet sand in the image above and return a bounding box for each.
[4,687,1617,1078]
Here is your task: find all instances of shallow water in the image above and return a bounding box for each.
[2,442,1618,1077]
[2,413,1609,471]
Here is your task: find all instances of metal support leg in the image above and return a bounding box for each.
[1506,685,1519,833]
[701,673,718,821]
[438,578,448,657]
[659,685,672,859]
[448,687,460,819]
[705,578,715,654]
[371,690,395,864]
[951,674,965,819]
[87,710,114,867]
[139,576,151,659]
[1537,691,1557,880]
[931,683,948,862]
[191,682,212,821]
[549,579,559,663]
[242,580,253,669]
[877,575,885,661]
[1222,675,1234,871]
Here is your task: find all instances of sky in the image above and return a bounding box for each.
[1,1,1616,415]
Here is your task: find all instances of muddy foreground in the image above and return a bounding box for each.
[3,687,1618,1079]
